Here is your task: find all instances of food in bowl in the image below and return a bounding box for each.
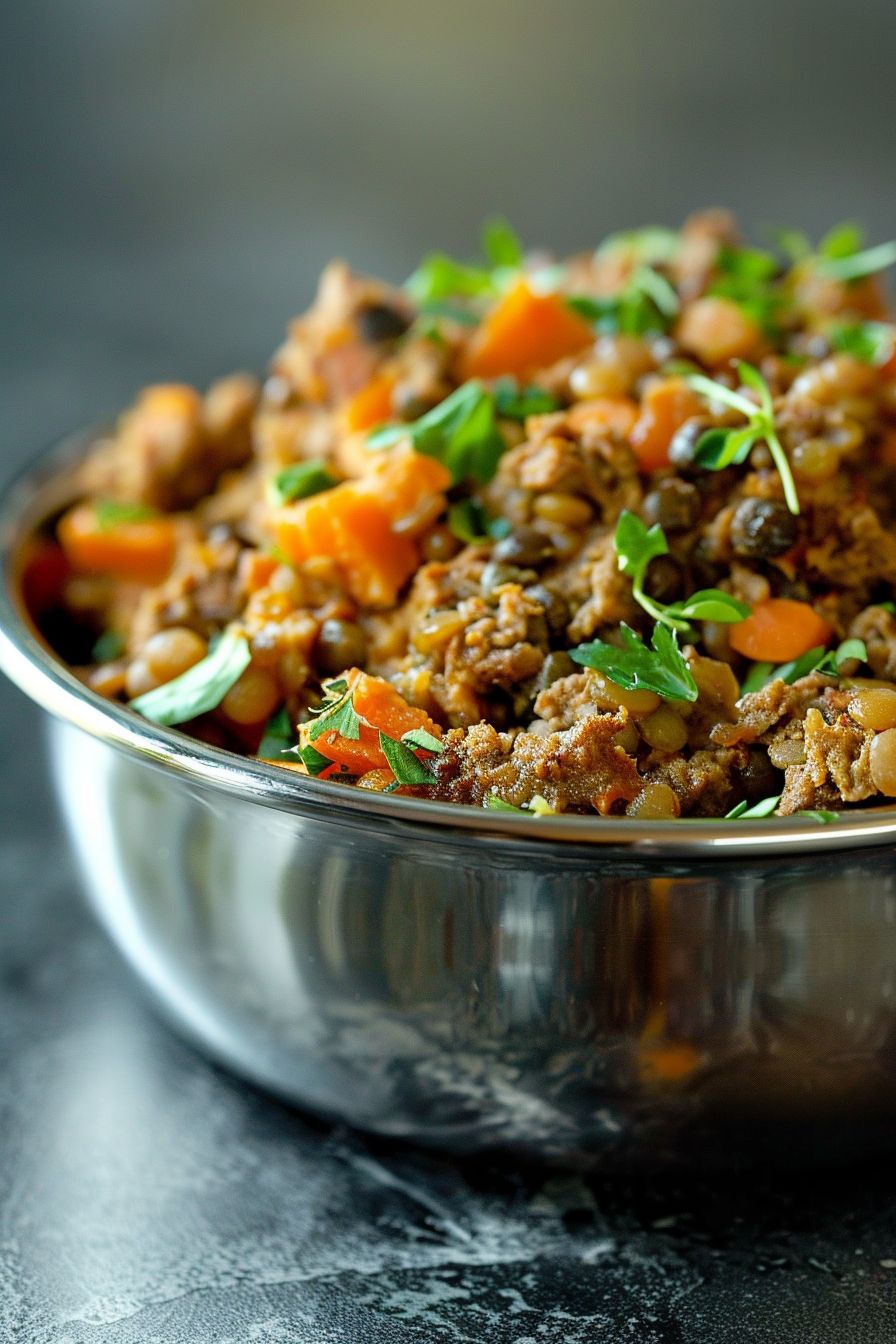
[24,211,896,820]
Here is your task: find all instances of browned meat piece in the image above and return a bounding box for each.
[80,375,258,513]
[127,530,245,651]
[642,747,743,817]
[850,605,896,681]
[776,707,877,814]
[712,673,831,746]
[533,672,594,731]
[432,713,640,812]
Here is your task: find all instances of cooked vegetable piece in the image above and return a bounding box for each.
[629,379,704,471]
[303,669,442,775]
[344,372,397,432]
[729,599,833,662]
[59,503,177,583]
[460,280,594,379]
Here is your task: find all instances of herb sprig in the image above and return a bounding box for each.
[829,321,895,367]
[570,622,698,703]
[739,638,867,695]
[682,361,800,515]
[271,460,338,505]
[568,264,679,337]
[405,217,523,308]
[367,381,506,484]
[614,511,749,633]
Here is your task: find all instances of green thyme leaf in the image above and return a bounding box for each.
[296,743,333,776]
[830,322,895,366]
[570,622,698,703]
[258,705,295,758]
[368,381,506,484]
[131,629,251,726]
[726,794,781,819]
[817,240,896,282]
[482,217,524,269]
[94,500,158,530]
[308,677,361,742]
[272,460,338,505]
[493,379,560,419]
[92,630,125,662]
[400,727,444,754]
[378,731,437,785]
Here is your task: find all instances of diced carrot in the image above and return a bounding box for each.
[567,396,639,438]
[58,503,177,583]
[20,539,70,615]
[309,669,442,775]
[356,768,398,791]
[239,551,279,594]
[272,448,450,607]
[729,598,833,663]
[343,371,397,433]
[459,280,594,380]
[676,296,761,367]
[362,448,452,525]
[629,377,705,472]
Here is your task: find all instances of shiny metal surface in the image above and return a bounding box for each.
[4,434,896,1163]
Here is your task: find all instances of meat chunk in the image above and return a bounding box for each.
[776,707,876,814]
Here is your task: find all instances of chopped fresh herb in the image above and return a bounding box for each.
[876,601,896,616]
[613,511,749,631]
[486,794,526,812]
[818,222,865,260]
[271,460,337,505]
[94,499,157,530]
[597,227,680,265]
[92,630,125,662]
[400,727,444,754]
[258,705,296,758]
[130,629,251,726]
[830,321,895,366]
[776,229,812,264]
[415,299,480,326]
[405,218,524,306]
[296,742,332,776]
[482,217,524,269]
[493,379,561,419]
[684,362,800,515]
[816,240,896,282]
[708,245,784,332]
[378,731,437,785]
[741,639,867,693]
[569,265,679,337]
[570,622,698,703]
[726,795,781,819]
[368,381,506,484]
[447,499,511,543]
[307,677,361,742]
[796,809,840,824]
[484,792,553,814]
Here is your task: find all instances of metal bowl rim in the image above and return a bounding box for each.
[3,425,896,858]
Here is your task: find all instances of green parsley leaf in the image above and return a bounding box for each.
[796,809,840,824]
[92,630,125,662]
[446,499,511,544]
[271,460,338,505]
[405,253,494,304]
[817,240,896,282]
[296,743,333,776]
[400,727,444,754]
[740,639,867,692]
[570,622,698,703]
[493,379,561,419]
[568,265,679,338]
[876,601,896,616]
[368,381,507,484]
[482,217,524,269]
[485,794,527,812]
[726,795,781,819]
[307,677,361,742]
[94,500,158,530]
[684,363,800,516]
[614,510,668,581]
[818,222,865,260]
[130,629,251,726]
[415,299,480,326]
[694,425,759,470]
[257,705,295,758]
[830,322,895,366]
[666,589,751,624]
[708,246,784,332]
[378,731,437,785]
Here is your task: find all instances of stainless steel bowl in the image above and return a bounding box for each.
[4,432,896,1167]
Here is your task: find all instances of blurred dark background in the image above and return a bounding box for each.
[3,0,896,462]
